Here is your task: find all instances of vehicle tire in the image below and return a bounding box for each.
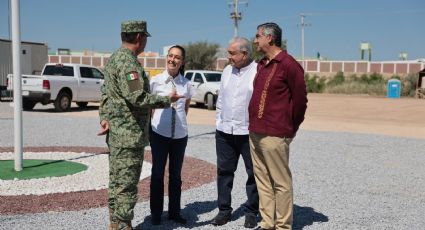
[54,91,71,112]
[206,93,214,110]
[22,98,36,111]
[76,102,88,108]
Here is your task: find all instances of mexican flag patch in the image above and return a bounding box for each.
[127,72,139,80]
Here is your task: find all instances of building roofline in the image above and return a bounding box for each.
[0,38,47,46]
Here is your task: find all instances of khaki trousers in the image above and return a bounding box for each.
[249,132,293,230]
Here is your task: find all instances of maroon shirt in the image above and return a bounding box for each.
[248,50,308,138]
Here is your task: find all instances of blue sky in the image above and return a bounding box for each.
[0,0,424,61]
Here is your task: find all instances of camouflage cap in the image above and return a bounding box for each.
[121,20,151,37]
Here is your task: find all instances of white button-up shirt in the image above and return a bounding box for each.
[150,71,195,139]
[216,61,257,135]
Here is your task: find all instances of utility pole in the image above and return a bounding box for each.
[228,0,248,38]
[299,13,311,68]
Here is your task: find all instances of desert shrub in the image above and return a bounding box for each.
[348,74,359,82]
[327,71,345,86]
[400,74,417,97]
[324,81,386,95]
[324,72,386,96]
[305,72,414,97]
[368,72,385,84]
[305,73,326,93]
[355,73,385,84]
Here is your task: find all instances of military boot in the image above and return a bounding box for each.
[109,208,114,221]
[108,208,118,230]
[109,220,133,230]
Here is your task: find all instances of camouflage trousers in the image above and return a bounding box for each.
[108,146,145,223]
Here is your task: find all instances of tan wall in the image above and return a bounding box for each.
[48,55,425,77]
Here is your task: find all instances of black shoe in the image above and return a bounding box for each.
[244,213,257,228]
[211,212,231,226]
[151,215,161,225]
[168,214,187,224]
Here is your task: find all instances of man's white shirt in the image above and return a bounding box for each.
[150,70,195,139]
[216,61,257,135]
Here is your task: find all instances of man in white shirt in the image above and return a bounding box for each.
[211,37,259,228]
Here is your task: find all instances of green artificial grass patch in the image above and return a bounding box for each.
[0,159,87,180]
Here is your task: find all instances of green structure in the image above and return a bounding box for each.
[0,159,87,180]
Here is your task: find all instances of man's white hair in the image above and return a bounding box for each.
[228,37,252,55]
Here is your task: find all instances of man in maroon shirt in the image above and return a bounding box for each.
[248,22,308,230]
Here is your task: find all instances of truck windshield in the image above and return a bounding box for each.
[43,65,74,77]
[204,73,221,82]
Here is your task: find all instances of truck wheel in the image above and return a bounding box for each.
[206,93,214,110]
[22,98,36,111]
[54,91,71,112]
[76,102,88,108]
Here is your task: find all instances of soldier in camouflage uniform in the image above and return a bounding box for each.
[98,20,184,230]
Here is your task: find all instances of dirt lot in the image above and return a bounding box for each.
[2,93,424,139]
[186,93,425,139]
[300,93,425,139]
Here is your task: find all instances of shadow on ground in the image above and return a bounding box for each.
[135,201,216,229]
[135,201,328,229]
[293,204,328,229]
[31,105,99,113]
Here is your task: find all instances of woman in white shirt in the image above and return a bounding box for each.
[149,45,195,226]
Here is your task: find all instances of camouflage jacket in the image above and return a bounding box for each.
[99,46,170,148]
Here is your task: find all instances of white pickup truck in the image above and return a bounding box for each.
[7,63,104,111]
[184,70,221,110]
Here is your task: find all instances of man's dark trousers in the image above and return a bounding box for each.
[216,130,259,215]
[150,131,188,217]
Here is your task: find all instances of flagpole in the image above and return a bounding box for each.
[11,0,23,171]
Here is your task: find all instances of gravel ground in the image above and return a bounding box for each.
[0,152,152,196]
[1,102,425,229]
